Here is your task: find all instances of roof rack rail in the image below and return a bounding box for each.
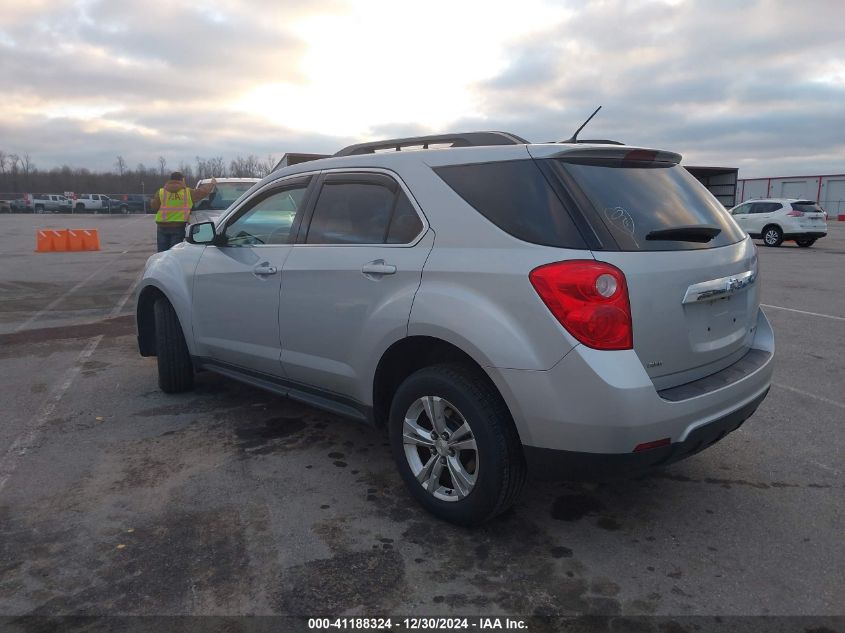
[334,131,528,157]
[568,139,625,145]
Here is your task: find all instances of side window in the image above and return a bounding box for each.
[751,202,779,214]
[435,160,586,249]
[731,203,750,215]
[386,191,424,243]
[306,181,395,245]
[224,183,309,246]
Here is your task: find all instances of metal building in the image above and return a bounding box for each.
[736,174,845,220]
[686,166,738,208]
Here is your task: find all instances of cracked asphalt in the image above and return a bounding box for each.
[0,214,843,619]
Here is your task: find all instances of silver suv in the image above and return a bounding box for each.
[136,132,774,525]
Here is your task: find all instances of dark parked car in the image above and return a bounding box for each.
[0,193,28,213]
[111,194,149,214]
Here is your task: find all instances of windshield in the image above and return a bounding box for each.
[203,182,256,210]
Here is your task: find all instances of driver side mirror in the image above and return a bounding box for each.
[187,222,217,245]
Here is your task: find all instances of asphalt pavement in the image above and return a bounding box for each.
[0,214,842,622]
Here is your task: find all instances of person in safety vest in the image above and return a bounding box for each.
[150,171,217,252]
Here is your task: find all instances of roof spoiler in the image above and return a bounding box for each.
[550,147,682,165]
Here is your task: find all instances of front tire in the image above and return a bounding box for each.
[388,364,526,526]
[153,298,194,393]
[796,238,816,247]
[762,225,783,247]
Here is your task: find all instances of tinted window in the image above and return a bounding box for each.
[554,161,746,251]
[731,203,751,215]
[387,191,423,243]
[792,201,824,213]
[434,160,585,248]
[225,184,308,246]
[751,202,781,213]
[306,182,394,244]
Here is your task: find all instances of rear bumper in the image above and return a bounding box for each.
[488,307,774,470]
[524,387,768,480]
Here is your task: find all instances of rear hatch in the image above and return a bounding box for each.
[791,200,827,229]
[530,145,759,389]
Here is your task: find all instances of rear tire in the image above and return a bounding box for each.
[762,225,783,247]
[796,238,816,248]
[34,205,45,214]
[153,298,194,393]
[388,363,526,526]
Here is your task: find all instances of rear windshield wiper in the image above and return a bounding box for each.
[646,225,721,243]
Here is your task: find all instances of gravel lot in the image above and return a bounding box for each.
[0,214,843,623]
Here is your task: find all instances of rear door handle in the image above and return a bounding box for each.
[253,263,278,276]
[361,260,397,276]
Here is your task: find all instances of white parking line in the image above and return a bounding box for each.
[774,382,845,411]
[13,249,129,333]
[0,335,103,494]
[109,271,143,318]
[761,304,845,322]
[0,268,144,495]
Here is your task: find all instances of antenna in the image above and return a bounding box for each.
[562,106,602,143]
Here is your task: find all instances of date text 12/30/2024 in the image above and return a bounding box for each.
[308,618,528,630]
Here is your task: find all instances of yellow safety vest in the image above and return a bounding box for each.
[155,187,193,224]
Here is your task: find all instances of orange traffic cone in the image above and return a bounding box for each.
[35,229,69,252]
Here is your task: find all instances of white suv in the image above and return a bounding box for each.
[729,198,827,247]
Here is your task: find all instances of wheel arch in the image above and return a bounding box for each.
[371,336,525,445]
[137,282,192,357]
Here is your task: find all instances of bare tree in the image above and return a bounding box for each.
[158,156,167,178]
[115,155,126,176]
[8,154,20,189]
[208,156,226,178]
[0,150,7,176]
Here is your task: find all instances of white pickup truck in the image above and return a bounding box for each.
[74,194,111,213]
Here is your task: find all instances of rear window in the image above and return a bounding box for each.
[551,160,746,251]
[434,160,586,248]
[792,201,824,213]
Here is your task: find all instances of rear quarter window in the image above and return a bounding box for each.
[550,160,746,251]
[434,160,586,249]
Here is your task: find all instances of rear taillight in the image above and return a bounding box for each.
[787,209,803,217]
[529,260,633,350]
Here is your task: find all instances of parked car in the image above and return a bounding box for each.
[137,131,774,525]
[0,193,28,213]
[112,194,148,214]
[191,178,260,223]
[74,193,112,213]
[31,193,72,213]
[729,198,827,247]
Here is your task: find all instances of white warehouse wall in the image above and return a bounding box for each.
[736,175,845,219]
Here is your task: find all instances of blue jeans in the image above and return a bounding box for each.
[156,225,186,252]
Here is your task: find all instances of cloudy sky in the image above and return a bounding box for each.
[1,0,843,178]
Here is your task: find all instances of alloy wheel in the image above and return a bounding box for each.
[764,229,779,245]
[402,396,478,502]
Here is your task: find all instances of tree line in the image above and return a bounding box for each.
[0,151,278,195]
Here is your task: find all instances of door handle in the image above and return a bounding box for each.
[361,260,397,277]
[253,263,278,276]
